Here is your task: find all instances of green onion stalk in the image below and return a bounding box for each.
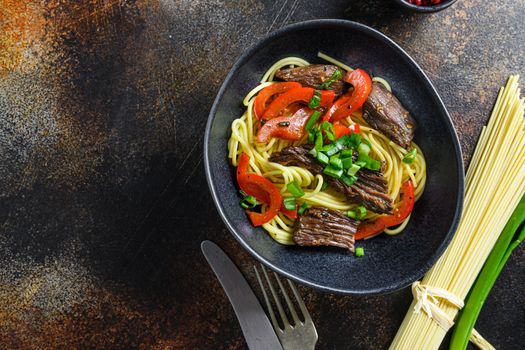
[450,194,525,349]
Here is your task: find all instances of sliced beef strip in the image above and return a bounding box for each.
[328,168,393,215]
[275,64,345,97]
[268,144,321,172]
[362,82,416,149]
[269,146,393,214]
[294,206,358,251]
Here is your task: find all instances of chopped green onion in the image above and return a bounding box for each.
[308,130,315,143]
[298,202,309,215]
[357,153,381,171]
[317,152,329,165]
[450,195,525,349]
[321,121,336,142]
[347,163,361,175]
[283,197,296,210]
[286,181,305,198]
[356,205,367,219]
[355,247,365,257]
[334,134,350,150]
[346,205,366,220]
[342,157,353,170]
[278,121,290,127]
[321,143,339,156]
[341,174,357,187]
[402,148,417,164]
[366,158,381,171]
[321,181,329,190]
[323,166,344,179]
[240,195,257,209]
[319,68,343,89]
[308,90,322,109]
[308,147,317,157]
[305,111,321,131]
[341,149,354,158]
[315,131,323,151]
[358,142,371,156]
[239,190,248,197]
[348,132,362,148]
[329,155,343,170]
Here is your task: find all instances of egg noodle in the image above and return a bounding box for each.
[227,53,427,245]
[390,75,525,349]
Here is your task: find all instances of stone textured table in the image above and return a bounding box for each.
[1,0,523,348]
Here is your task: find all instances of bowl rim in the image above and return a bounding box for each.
[204,19,464,295]
[392,0,458,13]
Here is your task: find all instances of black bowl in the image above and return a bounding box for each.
[393,0,458,13]
[204,20,464,295]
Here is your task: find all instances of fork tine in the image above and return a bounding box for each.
[273,272,301,325]
[261,264,290,327]
[287,279,312,322]
[254,266,280,331]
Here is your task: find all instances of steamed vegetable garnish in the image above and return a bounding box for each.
[229,55,427,251]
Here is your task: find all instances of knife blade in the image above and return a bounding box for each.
[201,240,283,350]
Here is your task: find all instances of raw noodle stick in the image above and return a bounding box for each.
[390,75,525,349]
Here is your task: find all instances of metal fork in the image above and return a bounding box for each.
[254,265,318,350]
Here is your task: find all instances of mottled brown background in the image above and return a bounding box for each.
[0,0,524,349]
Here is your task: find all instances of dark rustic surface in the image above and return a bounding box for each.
[0,0,524,349]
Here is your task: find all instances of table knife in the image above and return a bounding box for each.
[201,240,283,350]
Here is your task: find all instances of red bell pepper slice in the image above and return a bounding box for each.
[262,87,335,120]
[333,123,361,140]
[330,69,372,122]
[254,82,301,119]
[322,92,352,122]
[256,108,314,143]
[355,180,415,240]
[238,173,282,226]
[236,153,294,223]
[236,152,251,178]
[280,207,298,219]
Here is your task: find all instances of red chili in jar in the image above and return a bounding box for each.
[408,0,441,5]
